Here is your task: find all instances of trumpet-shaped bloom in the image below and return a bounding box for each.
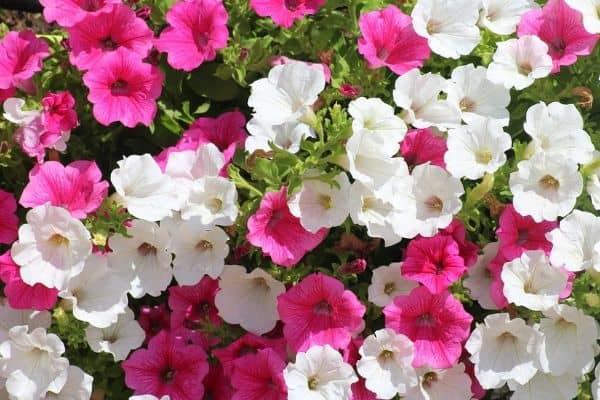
[85,307,145,361]
[0,189,18,245]
[404,363,473,400]
[250,0,326,28]
[368,263,418,307]
[547,210,600,272]
[231,348,287,400]
[39,0,120,27]
[565,0,600,33]
[400,128,447,169]
[0,31,50,90]
[479,0,538,35]
[41,91,78,134]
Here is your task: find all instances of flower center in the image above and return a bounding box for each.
[161,367,176,383]
[550,38,566,54]
[208,197,223,213]
[416,312,436,327]
[422,371,438,388]
[378,349,394,362]
[376,47,390,62]
[79,0,105,11]
[252,277,270,291]
[517,229,528,245]
[383,282,396,295]
[498,331,517,343]
[539,174,560,190]
[517,62,533,76]
[319,194,333,210]
[137,242,157,257]
[100,37,117,50]
[284,0,302,11]
[307,375,319,390]
[426,20,442,34]
[459,97,475,112]
[523,280,536,294]
[184,302,212,330]
[425,196,443,213]
[49,233,69,246]
[110,79,129,96]
[475,149,493,164]
[313,300,333,316]
[195,240,213,252]
[196,32,210,48]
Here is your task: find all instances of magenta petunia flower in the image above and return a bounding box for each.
[213,333,287,377]
[138,304,171,344]
[383,286,473,369]
[402,234,468,294]
[0,30,50,90]
[67,4,154,71]
[400,128,447,169]
[122,331,209,400]
[517,0,599,73]
[82,47,163,127]
[496,204,557,260]
[0,189,18,245]
[41,91,79,134]
[19,160,108,219]
[247,186,328,268]
[168,276,222,332]
[250,0,325,28]
[357,5,430,75]
[0,87,16,103]
[154,0,229,72]
[440,219,479,268]
[0,251,58,310]
[203,363,234,400]
[39,0,121,27]
[277,273,366,352]
[231,348,287,400]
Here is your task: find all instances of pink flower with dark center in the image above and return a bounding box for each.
[277,273,366,352]
[122,331,209,400]
[496,204,557,260]
[138,304,171,344]
[0,251,58,310]
[203,363,234,400]
[20,160,108,219]
[250,0,326,28]
[168,277,222,333]
[383,286,473,368]
[213,333,287,377]
[358,5,430,75]
[400,128,447,169]
[231,348,287,400]
[40,0,121,27]
[247,186,328,268]
[67,4,154,71]
[517,0,599,73]
[41,91,78,134]
[440,219,479,268]
[402,234,468,294]
[0,189,18,245]
[82,47,163,127]
[155,0,229,72]
[0,30,50,90]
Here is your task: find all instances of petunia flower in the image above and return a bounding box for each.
[168,276,222,332]
[41,91,79,134]
[507,371,578,400]
[368,263,418,307]
[463,242,501,310]
[231,348,287,400]
[0,31,50,90]
[564,0,600,33]
[85,307,145,361]
[479,0,538,35]
[250,0,326,28]
[404,363,473,400]
[547,210,600,272]
[400,128,447,169]
[0,189,18,245]
[0,302,51,343]
[39,0,120,27]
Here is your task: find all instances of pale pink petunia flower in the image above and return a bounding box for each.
[247,186,328,268]
[231,348,287,400]
[155,0,229,72]
[383,286,473,369]
[14,115,70,163]
[19,160,108,219]
[400,128,447,169]
[0,30,50,90]
[41,91,78,134]
[250,0,325,28]
[67,4,154,71]
[518,0,599,73]
[82,47,164,128]
[39,0,121,27]
[0,189,18,244]
[277,273,366,352]
[357,5,430,75]
[0,251,58,310]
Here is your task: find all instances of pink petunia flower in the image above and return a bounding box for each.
[517,0,599,73]
[82,47,163,127]
[213,333,287,377]
[168,277,222,332]
[487,252,509,309]
[440,219,479,268]
[0,189,18,244]
[383,286,473,369]
[0,87,16,103]
[203,363,234,400]
[67,4,154,71]
[0,251,58,310]
[19,160,108,219]
[138,304,171,344]
[247,186,328,268]
[341,338,377,400]
[400,128,447,169]
[250,0,325,28]
[39,0,121,27]
[231,348,287,400]
[277,273,366,352]
[496,204,557,260]
[357,5,430,75]
[41,91,79,134]
[402,234,468,294]
[122,331,209,400]
[339,84,362,99]
[154,0,229,72]
[14,115,70,163]
[0,30,50,90]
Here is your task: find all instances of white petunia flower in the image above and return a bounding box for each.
[59,253,132,328]
[509,153,583,222]
[357,329,418,399]
[0,326,69,400]
[0,303,51,344]
[537,304,599,376]
[284,344,358,400]
[248,62,325,126]
[501,250,567,311]
[547,210,600,272]
[404,363,473,400]
[111,154,181,222]
[411,0,481,59]
[393,69,461,130]
[2,98,39,125]
[464,242,501,310]
[524,102,594,165]
[85,308,145,362]
[487,36,553,90]
[478,0,538,35]
[108,219,172,299]
[288,172,351,233]
[11,204,92,291]
[465,313,543,389]
[565,0,600,33]
[446,64,510,125]
[507,371,578,400]
[411,164,464,237]
[164,143,224,182]
[246,118,314,154]
[445,117,511,180]
[179,176,238,226]
[169,222,229,285]
[593,362,600,400]
[368,263,418,307]
[215,266,285,335]
[348,97,407,147]
[45,365,93,400]
[587,156,600,211]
